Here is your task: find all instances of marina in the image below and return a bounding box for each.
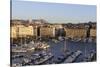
[11,38,96,66]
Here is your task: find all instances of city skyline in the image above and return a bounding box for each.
[12,0,96,23]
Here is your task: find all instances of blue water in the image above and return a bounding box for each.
[47,40,96,62]
[12,39,96,65]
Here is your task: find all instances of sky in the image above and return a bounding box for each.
[11,0,96,23]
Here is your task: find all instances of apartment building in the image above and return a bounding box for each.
[40,26,55,38]
[64,28,87,39]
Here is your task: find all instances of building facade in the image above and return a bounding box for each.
[64,28,87,39]
[40,27,55,38]
[90,29,96,37]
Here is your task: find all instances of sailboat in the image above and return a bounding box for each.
[55,37,82,63]
[54,37,73,63]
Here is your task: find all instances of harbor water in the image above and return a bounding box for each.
[11,39,96,65]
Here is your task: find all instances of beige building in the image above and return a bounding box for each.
[11,25,25,38]
[40,27,55,37]
[18,26,33,37]
[10,26,17,38]
[64,28,87,39]
[11,24,96,39]
[90,29,96,37]
[10,25,37,38]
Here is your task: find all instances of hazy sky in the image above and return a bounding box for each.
[12,0,96,23]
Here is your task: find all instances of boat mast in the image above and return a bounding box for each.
[63,37,67,56]
[24,35,27,46]
[85,43,87,58]
[64,38,66,51]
